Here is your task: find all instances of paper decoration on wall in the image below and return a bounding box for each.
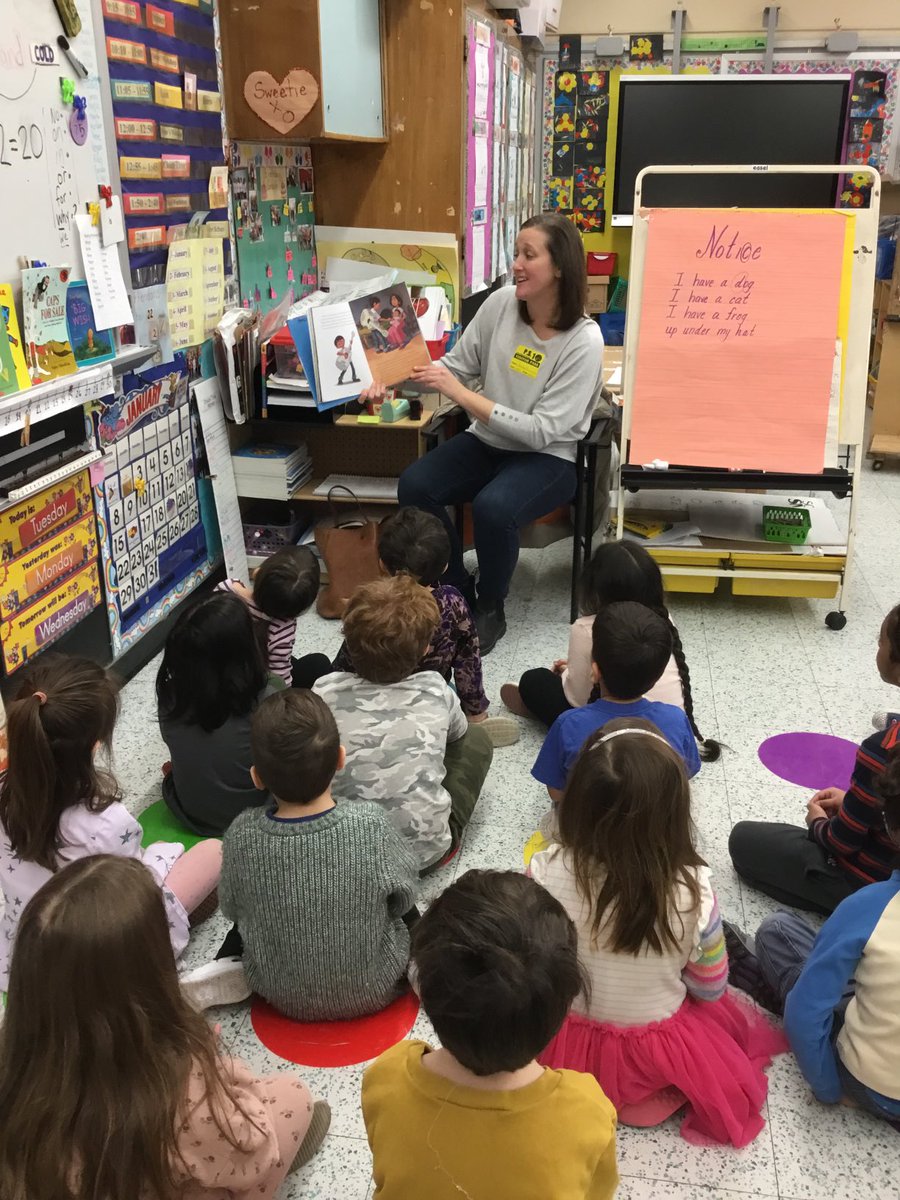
[550,69,609,234]
[630,34,663,62]
[231,144,316,316]
[559,35,581,67]
[629,208,851,474]
[841,68,888,208]
[315,226,460,321]
[243,69,319,134]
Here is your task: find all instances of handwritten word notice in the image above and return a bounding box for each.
[630,209,850,473]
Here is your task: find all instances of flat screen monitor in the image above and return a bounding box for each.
[611,75,852,225]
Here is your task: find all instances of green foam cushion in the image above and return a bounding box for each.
[138,798,207,850]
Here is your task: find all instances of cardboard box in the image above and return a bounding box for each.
[888,247,900,317]
[586,279,609,312]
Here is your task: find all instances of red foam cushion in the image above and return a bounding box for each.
[250,990,419,1068]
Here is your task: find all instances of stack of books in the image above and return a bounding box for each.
[231,441,312,500]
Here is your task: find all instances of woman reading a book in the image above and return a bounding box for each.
[366,215,606,655]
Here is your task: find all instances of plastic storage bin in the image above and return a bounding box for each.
[242,502,307,556]
[762,505,811,544]
[587,252,617,276]
[270,326,304,378]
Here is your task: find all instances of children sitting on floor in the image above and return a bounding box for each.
[158,591,277,836]
[362,869,619,1199]
[502,542,719,760]
[314,575,493,873]
[217,544,330,689]
[0,655,221,992]
[532,601,701,803]
[729,762,900,1129]
[332,506,518,747]
[182,690,418,1017]
[532,719,786,1147]
[0,856,329,1199]
[730,602,900,914]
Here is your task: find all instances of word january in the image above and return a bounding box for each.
[695,225,762,263]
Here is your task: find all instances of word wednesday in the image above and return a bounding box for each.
[695,225,763,263]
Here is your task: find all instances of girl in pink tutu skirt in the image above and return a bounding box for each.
[531,718,786,1147]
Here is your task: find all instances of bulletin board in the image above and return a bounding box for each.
[100,0,229,289]
[0,0,111,289]
[231,142,316,314]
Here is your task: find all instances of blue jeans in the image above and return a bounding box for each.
[756,911,900,1124]
[398,431,576,603]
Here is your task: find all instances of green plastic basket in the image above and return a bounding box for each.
[762,505,811,544]
[608,277,628,312]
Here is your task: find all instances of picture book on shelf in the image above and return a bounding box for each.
[0,285,31,399]
[65,281,116,368]
[21,268,77,382]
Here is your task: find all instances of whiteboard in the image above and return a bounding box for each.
[0,0,111,293]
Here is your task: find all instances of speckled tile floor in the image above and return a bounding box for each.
[113,453,900,1199]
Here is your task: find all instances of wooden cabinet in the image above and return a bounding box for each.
[313,4,528,242]
[218,0,385,143]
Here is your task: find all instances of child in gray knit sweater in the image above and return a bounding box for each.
[182,689,419,1017]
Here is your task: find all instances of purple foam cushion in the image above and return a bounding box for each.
[758,732,858,791]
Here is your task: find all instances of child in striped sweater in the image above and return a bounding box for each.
[531,718,786,1147]
[730,602,900,914]
[217,545,329,689]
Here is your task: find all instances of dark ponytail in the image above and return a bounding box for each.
[0,654,120,870]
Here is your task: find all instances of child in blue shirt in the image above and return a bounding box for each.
[728,774,900,1128]
[532,602,700,800]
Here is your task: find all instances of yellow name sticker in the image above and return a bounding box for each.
[509,345,545,378]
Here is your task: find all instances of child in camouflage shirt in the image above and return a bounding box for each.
[314,575,493,873]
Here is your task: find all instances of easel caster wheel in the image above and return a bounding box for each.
[873,460,884,471]
[826,611,847,631]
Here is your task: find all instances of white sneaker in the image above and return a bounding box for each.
[180,957,250,1011]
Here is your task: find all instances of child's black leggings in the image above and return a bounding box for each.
[518,667,573,728]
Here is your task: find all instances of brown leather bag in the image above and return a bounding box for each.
[314,486,381,618]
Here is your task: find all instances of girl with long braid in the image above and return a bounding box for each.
[502,542,721,762]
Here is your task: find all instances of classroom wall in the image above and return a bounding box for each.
[559,0,900,36]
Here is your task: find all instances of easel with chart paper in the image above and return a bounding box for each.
[616,165,879,626]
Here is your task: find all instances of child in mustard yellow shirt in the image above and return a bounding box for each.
[362,869,618,1199]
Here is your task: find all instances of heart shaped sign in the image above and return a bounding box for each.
[243,68,319,135]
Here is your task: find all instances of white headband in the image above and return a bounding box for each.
[598,728,671,749]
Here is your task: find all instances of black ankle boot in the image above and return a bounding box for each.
[475,600,506,655]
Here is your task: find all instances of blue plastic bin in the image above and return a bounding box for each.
[599,311,626,346]
[876,237,896,281]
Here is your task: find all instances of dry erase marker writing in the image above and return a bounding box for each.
[57,35,88,79]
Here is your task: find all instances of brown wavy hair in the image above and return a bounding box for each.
[558,717,705,955]
[0,856,255,1200]
[342,574,440,684]
[0,654,120,871]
